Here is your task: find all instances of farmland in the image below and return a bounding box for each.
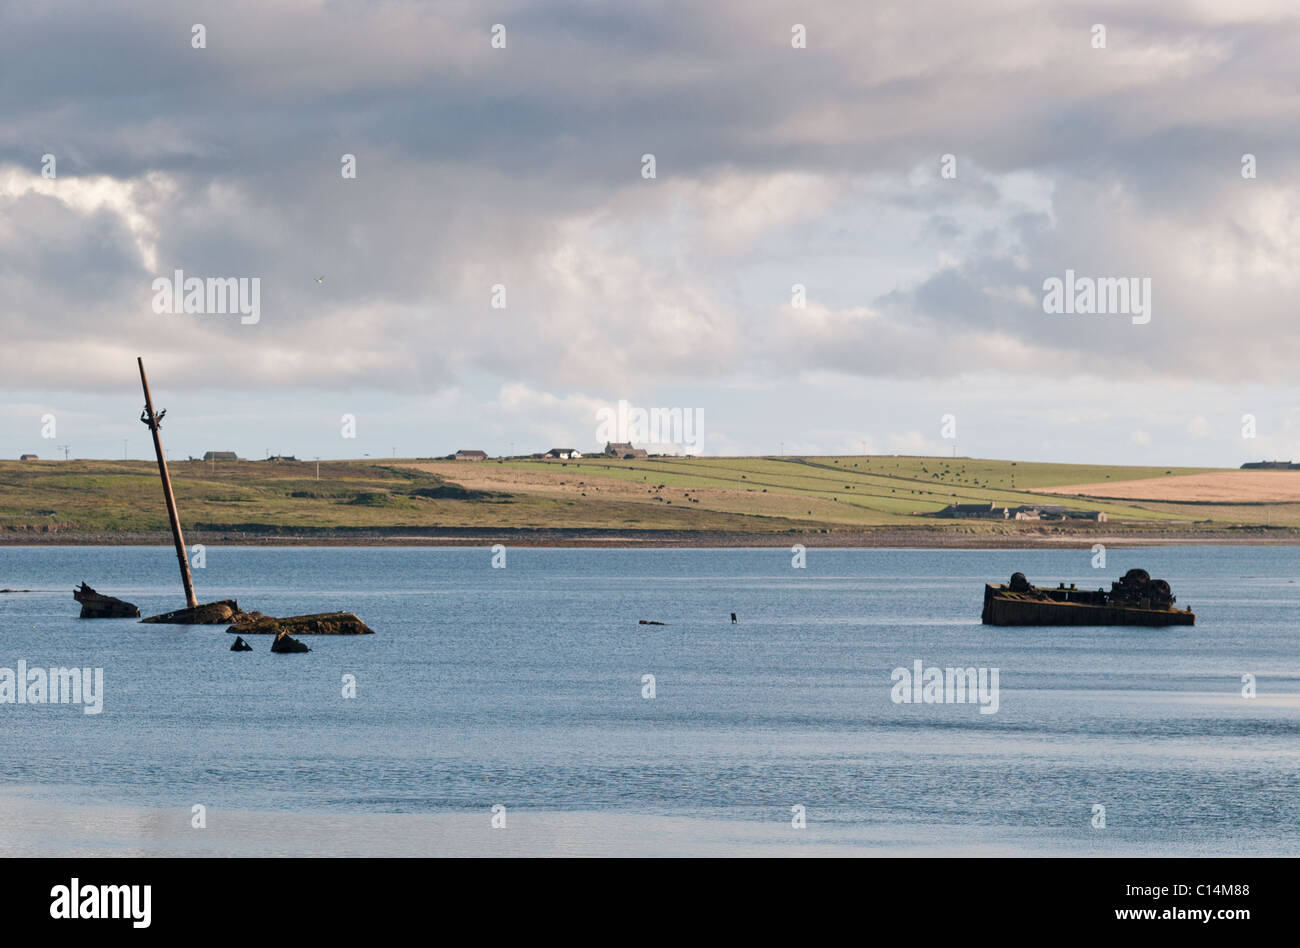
[2,454,1295,545]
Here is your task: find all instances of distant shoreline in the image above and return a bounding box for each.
[4,526,1299,548]
[8,457,1300,548]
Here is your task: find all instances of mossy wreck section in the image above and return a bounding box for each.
[226,612,374,635]
[142,600,246,624]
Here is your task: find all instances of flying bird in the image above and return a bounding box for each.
[314,276,325,284]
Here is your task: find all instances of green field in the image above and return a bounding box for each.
[0,454,1287,542]
[499,455,1216,524]
[0,457,797,536]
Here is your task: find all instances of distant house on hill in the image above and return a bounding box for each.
[545,448,582,459]
[936,502,1008,519]
[454,449,488,461]
[264,455,298,462]
[604,441,648,459]
[1013,505,1107,522]
[203,451,238,461]
[1241,460,1300,470]
[19,454,38,461]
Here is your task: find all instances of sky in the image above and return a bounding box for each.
[2,0,1300,465]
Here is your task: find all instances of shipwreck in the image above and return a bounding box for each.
[982,568,1195,626]
[131,357,374,638]
[73,582,140,619]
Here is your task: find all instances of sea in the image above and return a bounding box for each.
[0,544,1296,856]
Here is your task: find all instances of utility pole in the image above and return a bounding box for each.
[315,457,321,480]
[57,444,70,461]
[138,357,198,609]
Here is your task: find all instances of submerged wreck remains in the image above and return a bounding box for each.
[982,569,1195,626]
[130,357,374,639]
[227,612,374,636]
[142,600,246,625]
[227,612,374,654]
[73,582,140,619]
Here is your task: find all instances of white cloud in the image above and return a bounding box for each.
[5,0,1300,465]
[0,165,173,270]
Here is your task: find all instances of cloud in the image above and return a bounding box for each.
[4,0,1300,464]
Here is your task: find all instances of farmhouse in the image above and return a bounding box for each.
[936,502,1008,519]
[19,454,38,461]
[545,448,582,459]
[1013,505,1107,522]
[454,449,489,461]
[203,451,238,461]
[604,442,648,459]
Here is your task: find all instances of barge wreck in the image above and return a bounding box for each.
[982,569,1195,626]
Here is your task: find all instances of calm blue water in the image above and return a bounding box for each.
[1,545,1298,855]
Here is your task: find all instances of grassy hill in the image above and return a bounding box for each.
[2,454,1291,544]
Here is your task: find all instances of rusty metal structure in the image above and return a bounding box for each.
[131,357,374,636]
[982,568,1195,626]
[138,356,198,610]
[73,582,140,619]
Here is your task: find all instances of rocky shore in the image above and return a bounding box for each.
[5,524,1300,548]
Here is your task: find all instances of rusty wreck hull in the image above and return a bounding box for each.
[982,585,1195,626]
[141,600,247,624]
[73,584,140,619]
[226,612,374,636]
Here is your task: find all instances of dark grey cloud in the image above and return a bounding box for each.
[2,0,1299,406]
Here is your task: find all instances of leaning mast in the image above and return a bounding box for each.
[137,356,198,609]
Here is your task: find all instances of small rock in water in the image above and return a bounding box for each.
[270,630,310,653]
[230,635,253,652]
[638,619,667,626]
